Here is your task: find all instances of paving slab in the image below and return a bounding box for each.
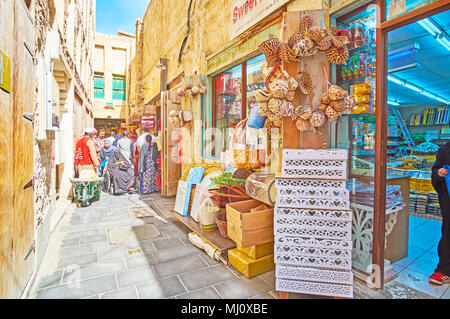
[176,287,223,299]
[117,267,158,288]
[125,253,157,269]
[60,244,94,257]
[152,254,209,279]
[38,270,64,289]
[153,245,202,263]
[36,275,117,299]
[62,260,126,283]
[137,276,186,299]
[178,264,237,291]
[213,277,272,299]
[101,287,138,299]
[58,253,98,269]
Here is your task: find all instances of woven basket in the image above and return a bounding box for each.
[209,185,251,209]
[216,212,230,239]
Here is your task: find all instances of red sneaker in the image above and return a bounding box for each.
[429,272,450,285]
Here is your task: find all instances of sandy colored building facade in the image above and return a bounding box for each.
[0,0,95,298]
[93,32,135,132]
[127,0,329,193]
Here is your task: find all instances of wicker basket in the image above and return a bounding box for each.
[209,185,251,209]
[216,211,230,239]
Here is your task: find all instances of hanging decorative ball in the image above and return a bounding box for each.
[295,104,313,120]
[327,45,350,65]
[288,32,304,48]
[268,98,286,114]
[325,106,339,122]
[177,88,185,97]
[332,35,350,48]
[320,92,331,105]
[278,42,299,63]
[268,110,283,122]
[191,86,200,96]
[287,77,299,92]
[296,118,312,132]
[284,102,295,117]
[265,54,282,67]
[273,119,283,128]
[308,26,328,43]
[318,104,328,112]
[269,80,289,99]
[285,91,295,102]
[255,89,271,102]
[330,100,346,112]
[344,95,357,110]
[309,110,327,128]
[316,35,333,51]
[327,85,347,101]
[298,71,313,95]
[259,35,280,55]
[258,101,269,116]
[292,37,315,57]
[300,13,314,34]
[330,25,340,36]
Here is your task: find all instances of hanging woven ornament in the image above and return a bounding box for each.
[320,92,331,105]
[296,118,312,132]
[325,106,339,122]
[284,102,295,117]
[330,100,346,112]
[330,25,340,36]
[269,79,289,99]
[258,101,269,116]
[285,91,295,102]
[300,13,313,34]
[288,32,304,48]
[327,85,347,101]
[287,77,299,92]
[273,119,283,128]
[279,42,299,63]
[329,100,346,113]
[344,95,357,110]
[309,110,327,128]
[268,110,283,123]
[327,45,350,65]
[264,63,283,89]
[332,35,350,48]
[308,26,328,43]
[292,37,315,57]
[268,98,286,114]
[318,104,328,112]
[295,104,313,120]
[259,35,280,55]
[298,70,313,95]
[255,89,271,103]
[316,35,333,51]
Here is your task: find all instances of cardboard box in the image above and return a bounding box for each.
[227,222,274,248]
[228,248,274,278]
[237,242,274,259]
[226,200,274,231]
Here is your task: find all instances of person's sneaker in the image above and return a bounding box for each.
[429,272,450,285]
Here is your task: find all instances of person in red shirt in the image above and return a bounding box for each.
[74,128,101,177]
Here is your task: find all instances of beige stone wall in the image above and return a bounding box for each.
[129,0,326,167]
[93,32,135,120]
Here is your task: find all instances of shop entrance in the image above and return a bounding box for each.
[383,9,450,297]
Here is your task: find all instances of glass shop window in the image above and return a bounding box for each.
[204,54,266,159]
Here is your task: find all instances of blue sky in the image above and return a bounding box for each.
[96,0,150,35]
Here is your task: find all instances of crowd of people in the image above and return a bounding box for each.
[74,125,161,195]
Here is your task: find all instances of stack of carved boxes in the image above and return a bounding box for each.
[274,149,353,298]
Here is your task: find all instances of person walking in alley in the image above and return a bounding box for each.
[136,125,151,152]
[117,130,134,162]
[96,129,106,150]
[99,139,117,176]
[113,132,122,147]
[74,128,100,177]
[106,131,116,146]
[138,134,159,194]
[429,140,450,285]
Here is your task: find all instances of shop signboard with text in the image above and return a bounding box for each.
[230,0,289,39]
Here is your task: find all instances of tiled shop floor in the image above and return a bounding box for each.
[393,216,450,298]
[28,193,276,299]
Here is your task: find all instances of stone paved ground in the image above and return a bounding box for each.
[28,192,278,299]
[29,191,443,299]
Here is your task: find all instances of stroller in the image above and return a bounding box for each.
[103,150,137,195]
